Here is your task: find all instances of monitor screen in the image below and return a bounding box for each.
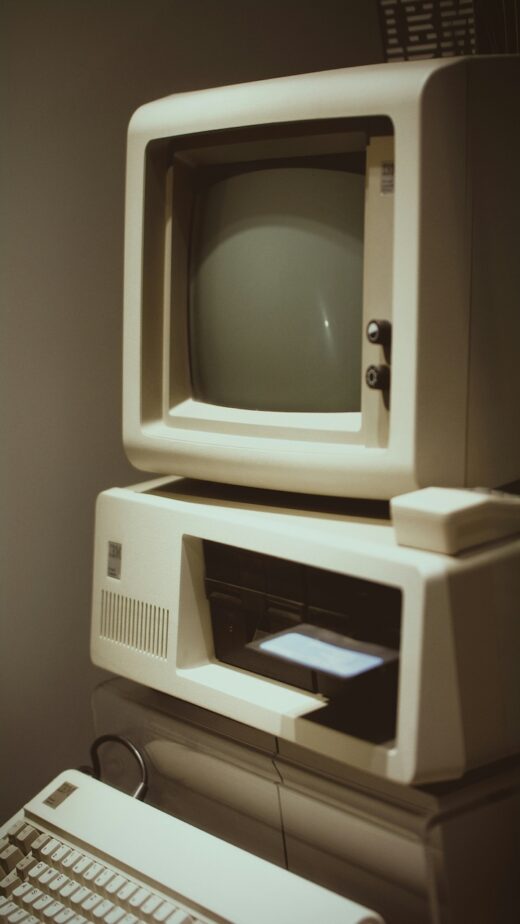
[188,167,365,413]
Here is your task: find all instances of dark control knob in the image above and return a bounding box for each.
[366,319,392,346]
[366,364,390,391]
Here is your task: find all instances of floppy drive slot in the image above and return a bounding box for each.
[203,541,401,743]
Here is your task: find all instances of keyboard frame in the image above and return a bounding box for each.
[1,771,383,924]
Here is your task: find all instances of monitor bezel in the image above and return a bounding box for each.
[123,60,470,497]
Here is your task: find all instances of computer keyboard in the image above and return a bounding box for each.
[0,771,383,924]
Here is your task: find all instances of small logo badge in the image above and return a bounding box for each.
[108,541,122,579]
[381,161,394,194]
[44,782,77,809]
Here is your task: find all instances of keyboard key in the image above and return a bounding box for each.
[103,907,125,924]
[29,836,50,859]
[118,914,138,924]
[128,889,150,910]
[33,892,56,913]
[104,878,125,898]
[33,894,54,912]
[115,883,137,906]
[92,871,114,893]
[71,859,92,879]
[70,889,92,908]
[0,847,24,875]
[165,912,192,924]
[61,853,81,872]
[15,856,38,881]
[50,847,71,869]
[139,896,161,919]
[0,903,17,920]
[43,901,66,919]
[11,885,33,901]
[152,904,175,923]
[41,842,62,861]
[55,910,76,924]
[27,862,49,881]
[7,909,29,924]
[21,888,43,905]
[80,893,103,914]
[38,867,60,887]
[83,865,103,884]
[0,872,21,898]
[58,879,80,903]
[6,822,25,843]
[48,874,69,894]
[13,828,40,854]
[68,915,87,924]
[91,900,114,920]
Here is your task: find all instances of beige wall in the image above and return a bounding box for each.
[0,0,381,817]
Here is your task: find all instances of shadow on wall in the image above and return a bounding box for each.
[0,0,383,818]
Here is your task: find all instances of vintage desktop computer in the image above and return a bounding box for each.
[89,54,520,919]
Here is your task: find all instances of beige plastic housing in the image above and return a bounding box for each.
[90,478,520,785]
[123,56,520,498]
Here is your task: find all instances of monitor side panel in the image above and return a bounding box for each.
[465,56,520,487]
[399,60,470,489]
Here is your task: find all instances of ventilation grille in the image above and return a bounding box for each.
[100,590,169,659]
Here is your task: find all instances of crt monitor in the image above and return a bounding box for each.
[123,56,520,499]
[189,165,365,416]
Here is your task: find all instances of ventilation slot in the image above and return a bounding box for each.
[100,590,169,659]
